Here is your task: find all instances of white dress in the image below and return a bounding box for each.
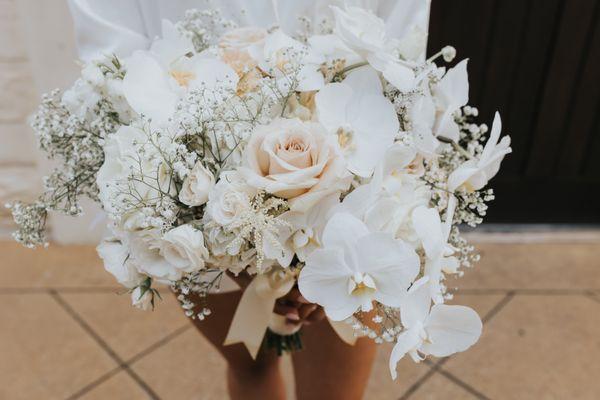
[68,0,431,62]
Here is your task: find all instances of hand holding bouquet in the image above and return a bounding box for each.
[8,5,511,379]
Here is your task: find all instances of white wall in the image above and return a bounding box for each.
[0,0,104,243]
[0,0,39,232]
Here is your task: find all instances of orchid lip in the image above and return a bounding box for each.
[348,272,377,296]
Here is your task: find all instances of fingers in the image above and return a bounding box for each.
[273,287,324,326]
[273,302,301,322]
[279,287,307,303]
[304,306,326,324]
[298,303,318,320]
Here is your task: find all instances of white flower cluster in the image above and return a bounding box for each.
[11,5,512,380]
[7,55,130,247]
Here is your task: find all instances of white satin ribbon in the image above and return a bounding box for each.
[223,269,357,359]
[223,269,297,358]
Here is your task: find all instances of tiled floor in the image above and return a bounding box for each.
[1,239,599,399]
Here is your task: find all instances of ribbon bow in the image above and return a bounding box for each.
[224,268,357,359]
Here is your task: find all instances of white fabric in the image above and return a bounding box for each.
[68,0,431,62]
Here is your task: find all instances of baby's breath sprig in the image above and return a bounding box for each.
[226,192,290,272]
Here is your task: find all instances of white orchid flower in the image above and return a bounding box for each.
[248,29,325,92]
[389,282,482,379]
[433,59,469,142]
[330,5,416,92]
[409,87,440,156]
[307,34,362,67]
[316,67,399,177]
[272,194,340,267]
[122,20,238,124]
[448,112,512,192]
[298,213,420,321]
[340,143,431,237]
[411,197,458,304]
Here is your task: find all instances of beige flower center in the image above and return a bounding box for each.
[170,69,196,87]
[348,272,377,296]
[282,137,307,152]
[336,126,355,151]
[271,135,313,172]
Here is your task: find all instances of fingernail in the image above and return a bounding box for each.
[308,304,317,312]
[286,313,300,321]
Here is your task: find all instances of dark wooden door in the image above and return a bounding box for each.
[427,0,600,223]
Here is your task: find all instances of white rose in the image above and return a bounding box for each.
[179,162,215,206]
[205,171,255,227]
[160,225,209,273]
[127,230,176,282]
[240,118,351,212]
[131,286,153,311]
[97,236,143,288]
[126,228,202,283]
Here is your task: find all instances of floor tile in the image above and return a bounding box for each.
[0,294,118,399]
[79,371,149,400]
[0,241,114,288]
[364,294,503,400]
[130,328,228,399]
[61,291,191,361]
[409,372,479,400]
[447,293,507,320]
[365,343,433,400]
[449,242,600,290]
[441,295,600,399]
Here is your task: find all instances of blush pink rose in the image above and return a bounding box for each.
[240,118,351,211]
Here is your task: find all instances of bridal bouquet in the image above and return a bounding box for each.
[8,6,510,378]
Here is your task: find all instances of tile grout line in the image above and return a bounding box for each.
[0,287,171,295]
[3,287,599,296]
[398,292,515,400]
[397,366,438,400]
[435,368,491,400]
[2,286,599,296]
[481,291,515,324]
[585,292,600,305]
[65,367,122,400]
[126,324,192,365]
[65,324,191,399]
[49,290,161,400]
[433,292,516,398]
[454,288,600,295]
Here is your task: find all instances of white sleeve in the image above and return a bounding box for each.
[274,0,431,55]
[67,0,151,62]
[379,0,431,41]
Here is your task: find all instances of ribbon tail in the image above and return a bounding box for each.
[223,277,273,359]
[223,271,296,359]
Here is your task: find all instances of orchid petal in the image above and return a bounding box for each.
[422,304,482,357]
[389,328,422,379]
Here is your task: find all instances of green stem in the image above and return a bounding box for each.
[338,61,369,77]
